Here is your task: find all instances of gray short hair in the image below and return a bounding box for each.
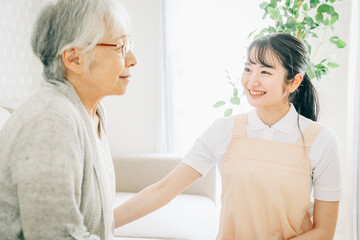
[31,0,130,81]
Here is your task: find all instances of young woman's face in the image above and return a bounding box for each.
[241,49,290,110]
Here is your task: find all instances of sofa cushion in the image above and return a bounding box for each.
[113,192,218,240]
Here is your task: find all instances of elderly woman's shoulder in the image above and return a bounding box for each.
[2,85,85,138]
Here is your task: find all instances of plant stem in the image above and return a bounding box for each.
[295,0,305,38]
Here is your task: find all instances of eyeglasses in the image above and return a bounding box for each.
[96,41,134,58]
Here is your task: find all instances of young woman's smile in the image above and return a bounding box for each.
[241,51,289,111]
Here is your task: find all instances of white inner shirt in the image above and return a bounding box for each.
[182,104,342,201]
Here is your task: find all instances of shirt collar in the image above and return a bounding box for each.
[248,104,298,133]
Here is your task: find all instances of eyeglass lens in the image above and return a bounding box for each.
[122,41,133,57]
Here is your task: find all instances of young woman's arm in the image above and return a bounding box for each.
[289,199,339,240]
[113,163,202,228]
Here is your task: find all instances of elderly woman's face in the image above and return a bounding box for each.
[82,34,137,96]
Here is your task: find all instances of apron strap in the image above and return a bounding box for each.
[296,122,324,146]
[233,113,248,137]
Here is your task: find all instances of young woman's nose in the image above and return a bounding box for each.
[248,72,260,87]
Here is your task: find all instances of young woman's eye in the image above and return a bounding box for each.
[244,67,250,72]
[261,70,271,75]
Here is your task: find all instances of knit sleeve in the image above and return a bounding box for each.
[10,112,100,240]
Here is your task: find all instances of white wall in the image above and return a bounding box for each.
[312,0,355,238]
[0,0,163,155]
[102,0,163,156]
[0,0,43,109]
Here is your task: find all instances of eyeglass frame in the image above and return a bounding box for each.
[96,41,134,58]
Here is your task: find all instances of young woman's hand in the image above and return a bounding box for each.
[288,200,339,240]
[300,211,313,233]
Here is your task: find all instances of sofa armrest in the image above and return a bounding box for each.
[112,153,217,202]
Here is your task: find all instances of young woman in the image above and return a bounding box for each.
[114,33,341,239]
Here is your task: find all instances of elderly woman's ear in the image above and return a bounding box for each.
[62,48,84,75]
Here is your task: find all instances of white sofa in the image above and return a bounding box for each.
[112,154,219,240]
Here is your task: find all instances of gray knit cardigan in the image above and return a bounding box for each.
[0,79,114,240]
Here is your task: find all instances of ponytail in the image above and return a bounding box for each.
[289,73,319,121]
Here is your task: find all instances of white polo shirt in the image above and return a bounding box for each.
[0,107,11,130]
[182,104,342,201]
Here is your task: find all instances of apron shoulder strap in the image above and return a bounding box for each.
[233,113,248,137]
[296,122,324,146]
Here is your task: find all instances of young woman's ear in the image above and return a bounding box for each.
[62,48,83,74]
[289,73,303,93]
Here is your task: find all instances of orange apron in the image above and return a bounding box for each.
[217,114,323,240]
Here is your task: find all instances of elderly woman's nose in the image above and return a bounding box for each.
[126,51,137,67]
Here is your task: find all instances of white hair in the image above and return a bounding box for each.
[31,0,130,81]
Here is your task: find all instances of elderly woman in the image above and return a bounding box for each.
[0,0,136,239]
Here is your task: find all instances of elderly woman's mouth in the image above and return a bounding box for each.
[119,75,131,80]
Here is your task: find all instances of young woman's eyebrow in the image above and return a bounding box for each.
[260,64,275,69]
[245,61,275,69]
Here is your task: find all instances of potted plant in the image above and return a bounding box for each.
[213,0,346,117]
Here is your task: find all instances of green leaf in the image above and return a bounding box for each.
[224,108,233,117]
[330,36,346,48]
[331,12,339,24]
[270,0,277,7]
[303,3,308,11]
[213,101,226,108]
[262,12,268,19]
[295,22,306,30]
[259,1,268,9]
[260,28,269,34]
[319,58,327,65]
[330,36,340,42]
[316,13,323,22]
[315,63,326,70]
[294,11,299,19]
[285,28,295,34]
[327,62,340,68]
[310,0,320,8]
[266,6,275,14]
[254,33,264,39]
[233,88,238,97]
[304,17,314,26]
[304,40,312,54]
[268,26,276,33]
[230,97,240,105]
[335,40,346,48]
[330,0,336,2]
[285,17,296,28]
[317,4,334,14]
[248,29,257,39]
[307,67,315,80]
[309,32,319,38]
[324,18,329,25]
[285,0,291,7]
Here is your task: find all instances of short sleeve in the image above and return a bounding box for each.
[182,117,234,176]
[10,112,100,240]
[311,127,342,201]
